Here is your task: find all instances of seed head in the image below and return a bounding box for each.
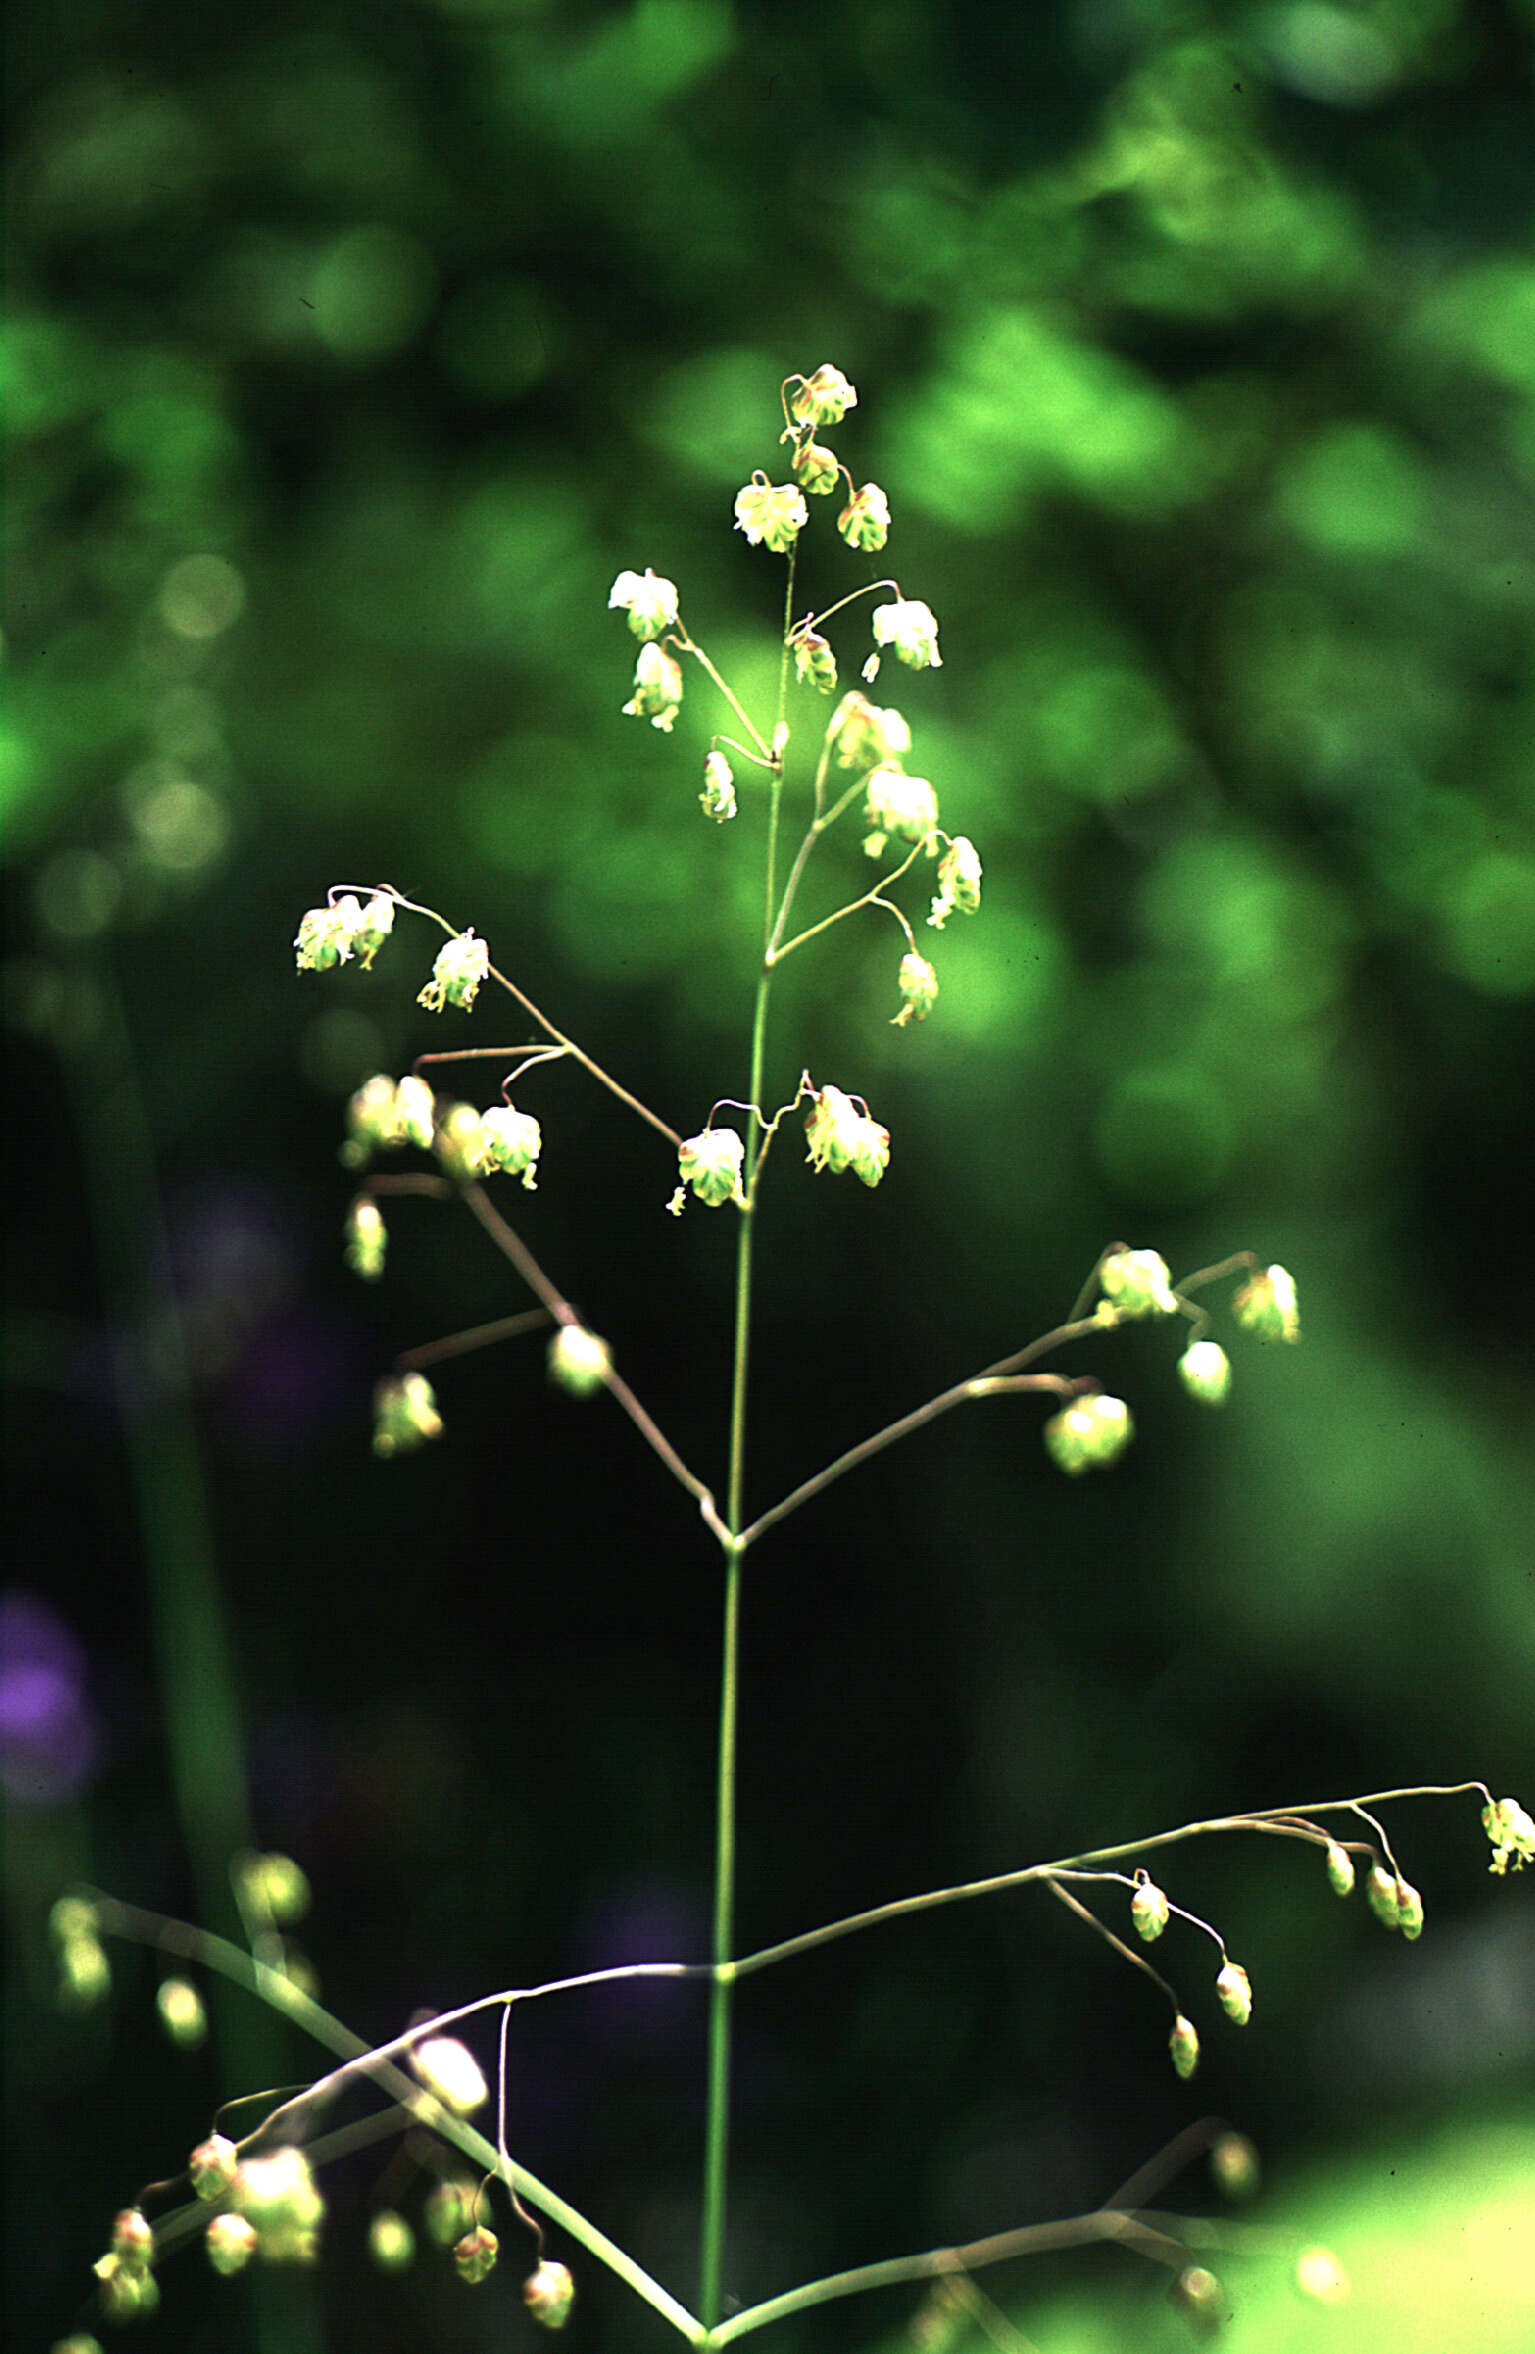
[1178,1339,1232,1406]
[1216,1960,1253,2025]
[454,2225,499,2285]
[1100,1248,1178,1320]
[190,2135,240,2201]
[734,473,808,554]
[205,2213,259,2276]
[789,364,858,427]
[1483,1794,1534,1875]
[368,2210,416,2271]
[700,749,738,820]
[373,1372,444,1457]
[622,640,685,731]
[838,482,891,554]
[678,1127,746,1209]
[524,2258,577,2329]
[418,930,490,1013]
[156,1975,208,2047]
[928,836,982,929]
[548,1325,612,1397]
[410,2034,489,2116]
[479,1104,542,1190]
[1233,1263,1301,1344]
[892,953,939,1026]
[1043,1393,1133,1476]
[872,597,942,671]
[608,568,679,641]
[1130,1877,1170,1942]
[1325,1840,1356,1897]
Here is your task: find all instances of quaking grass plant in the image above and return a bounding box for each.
[56,365,1532,2350]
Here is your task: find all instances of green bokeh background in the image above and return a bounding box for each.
[5,2,1532,2349]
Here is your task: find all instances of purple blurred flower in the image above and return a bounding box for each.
[0,1590,100,1803]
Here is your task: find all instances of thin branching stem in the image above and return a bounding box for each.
[86,1894,707,2339]
[1176,1250,1261,1295]
[458,1183,574,1321]
[409,1042,557,1071]
[458,1185,730,1544]
[675,628,774,762]
[727,1784,1491,1980]
[936,2267,1048,2354]
[707,2204,1185,2344]
[1046,1877,1178,2010]
[766,777,868,959]
[769,829,933,965]
[335,887,681,1146]
[366,1172,455,1201]
[735,1307,1115,1552]
[396,1309,551,1370]
[800,578,901,635]
[85,1776,1495,2337]
[1101,2117,1233,2213]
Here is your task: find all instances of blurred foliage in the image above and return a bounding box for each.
[934,2102,1535,2354]
[5,0,1533,2348]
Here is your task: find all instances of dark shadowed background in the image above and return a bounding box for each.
[5,2,1533,2349]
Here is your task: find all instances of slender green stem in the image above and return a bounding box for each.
[700,1545,740,2332]
[700,646,790,2327]
[764,774,863,961]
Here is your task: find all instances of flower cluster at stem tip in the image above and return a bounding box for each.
[607,364,981,1017]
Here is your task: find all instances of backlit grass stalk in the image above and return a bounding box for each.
[63,363,1534,2350]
